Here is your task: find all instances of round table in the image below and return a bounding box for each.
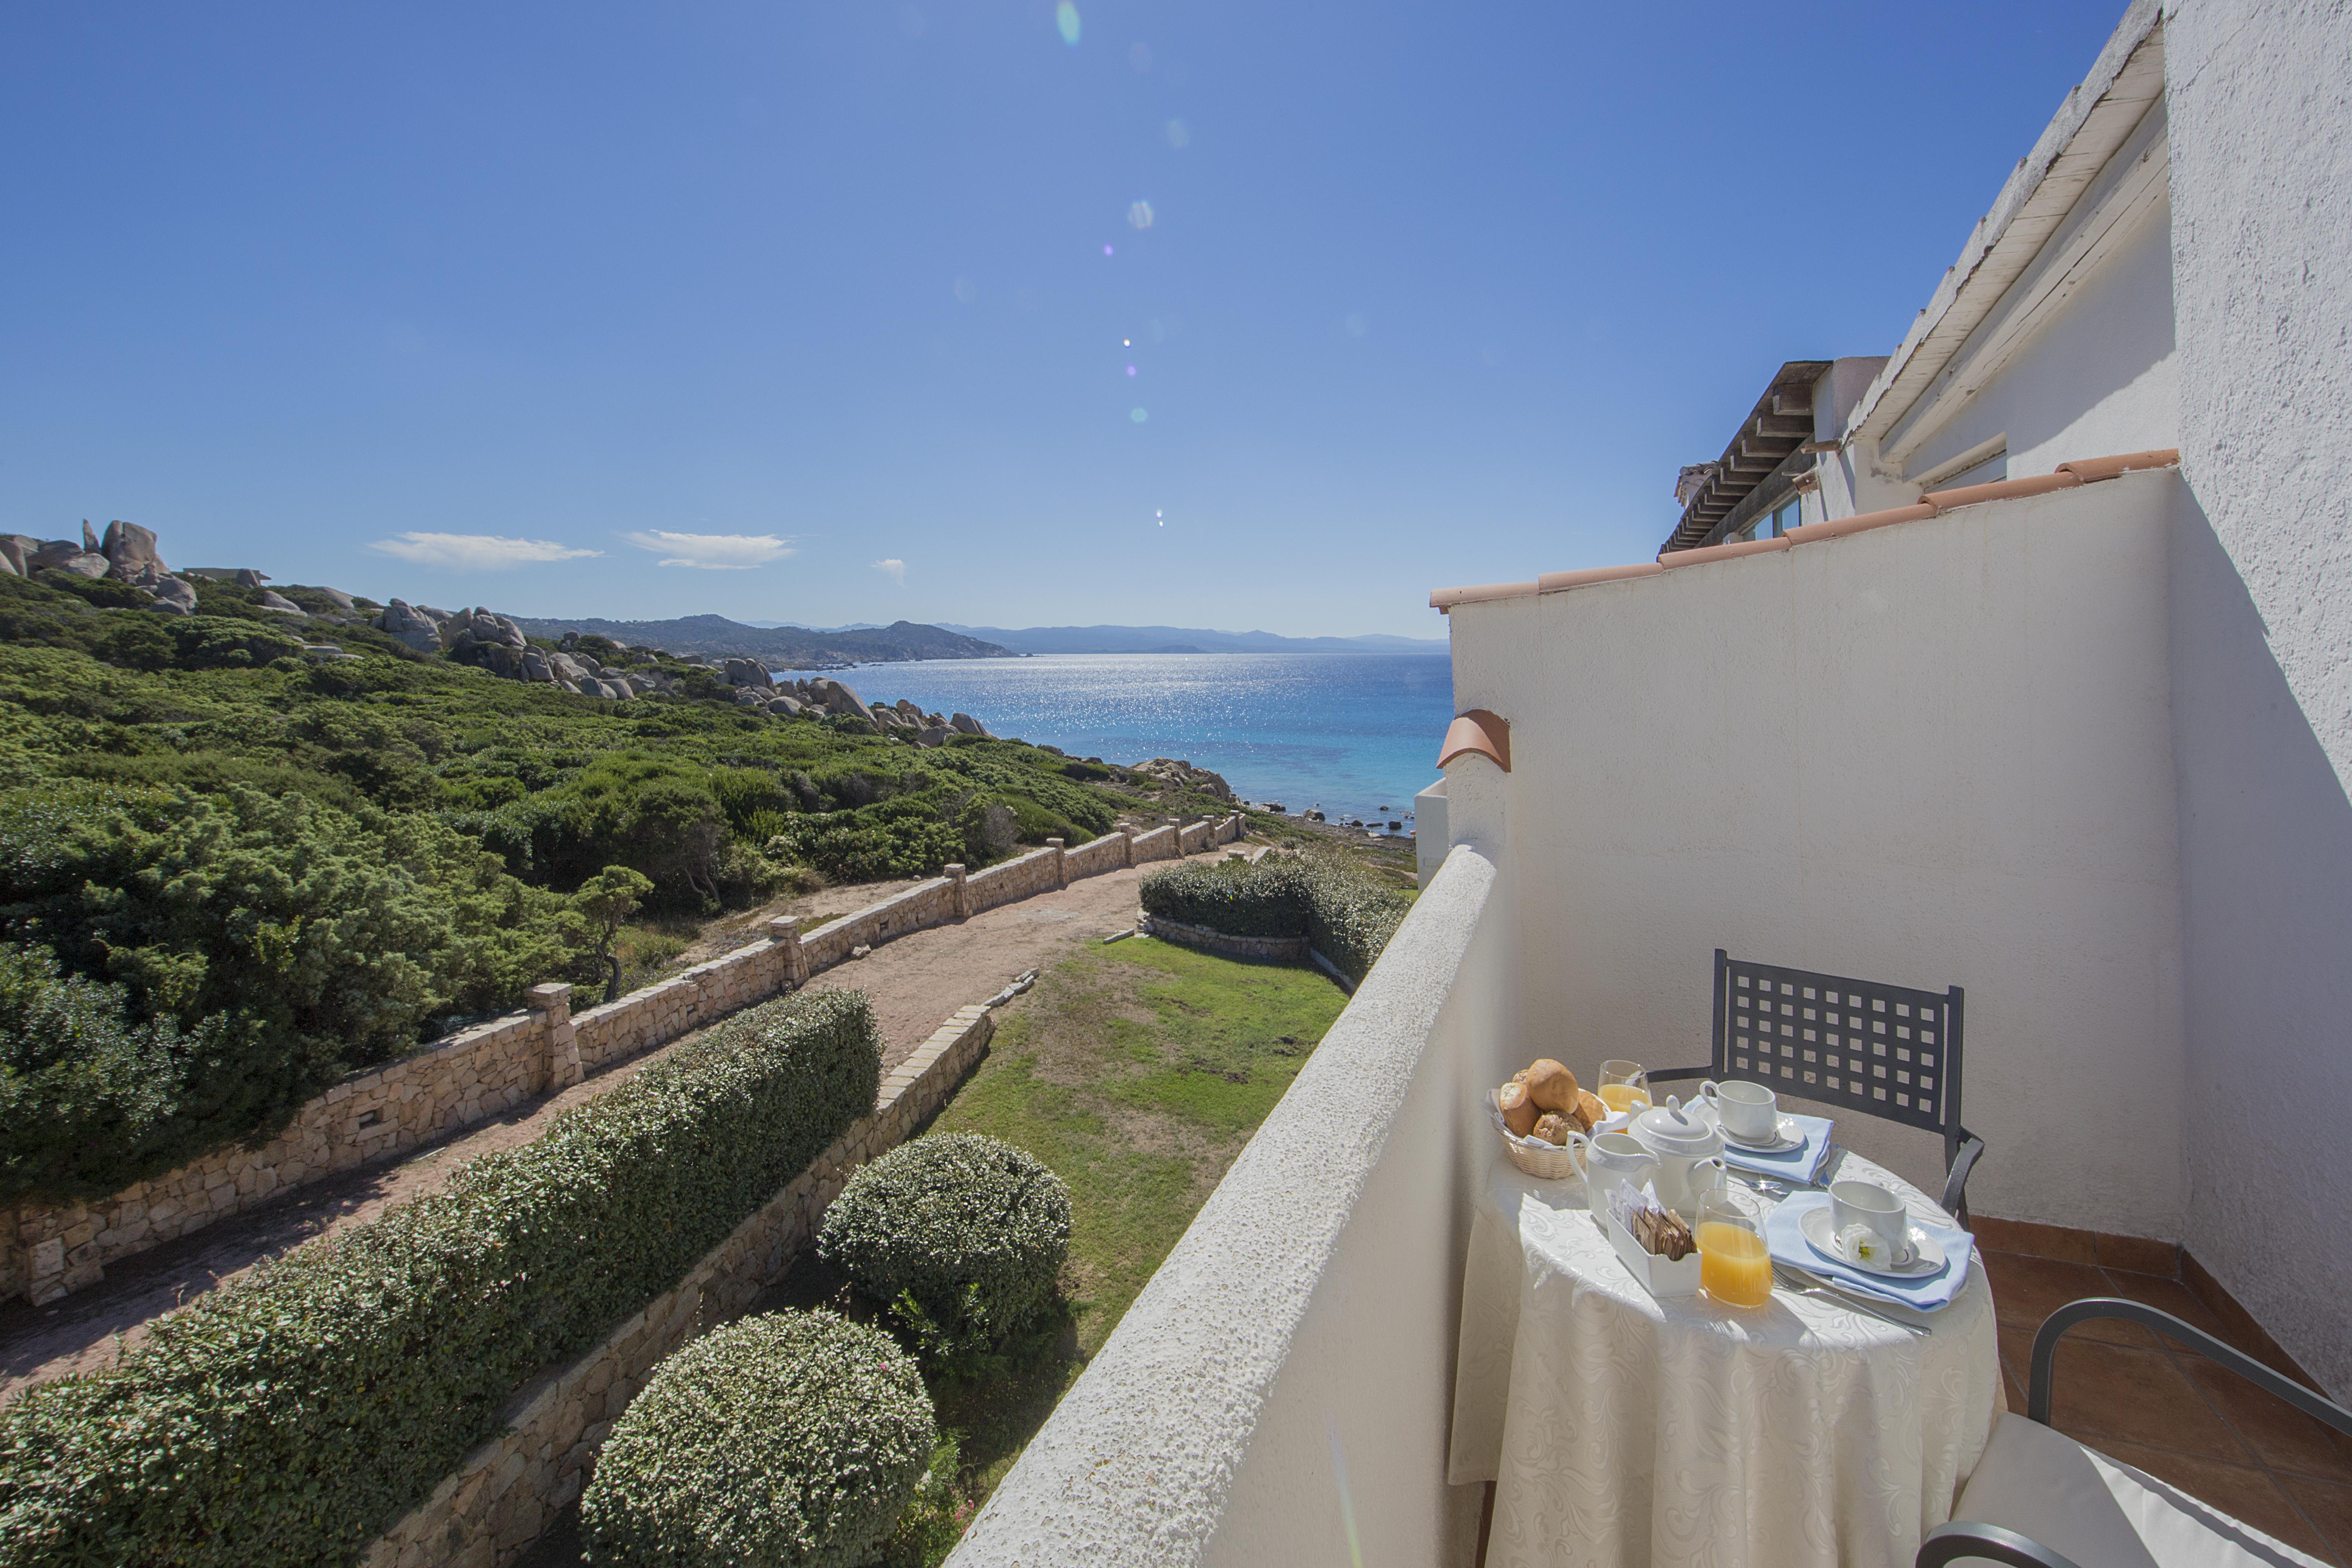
[1448,1149,2000,1568]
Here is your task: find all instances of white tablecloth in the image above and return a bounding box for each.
[1449,1150,2000,1568]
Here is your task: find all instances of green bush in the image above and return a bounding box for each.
[768,801,967,883]
[1139,850,1410,983]
[0,782,578,1196]
[0,987,882,1567]
[579,1310,935,1568]
[0,944,270,1201]
[818,1133,1071,1365]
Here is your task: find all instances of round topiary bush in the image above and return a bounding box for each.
[818,1132,1072,1361]
[580,1310,935,1568]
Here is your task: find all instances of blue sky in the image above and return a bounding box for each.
[3,2,2131,638]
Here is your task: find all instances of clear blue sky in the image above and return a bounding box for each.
[3,2,2131,638]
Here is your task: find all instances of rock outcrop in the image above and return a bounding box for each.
[256,590,309,616]
[1131,758,1234,801]
[147,576,198,615]
[374,599,448,653]
[99,521,165,582]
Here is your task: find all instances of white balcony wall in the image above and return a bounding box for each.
[1448,473,2188,1239]
[2164,0,2352,1402]
[947,842,1512,1568]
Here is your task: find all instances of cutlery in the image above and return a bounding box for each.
[1772,1262,1930,1336]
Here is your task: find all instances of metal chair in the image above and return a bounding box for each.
[1920,1298,2352,1568]
[1650,949,1984,1219]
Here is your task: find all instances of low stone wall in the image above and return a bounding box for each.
[2,817,1243,1305]
[359,1003,998,1568]
[1136,913,1310,962]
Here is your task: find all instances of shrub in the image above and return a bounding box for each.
[1139,850,1410,983]
[0,987,882,1567]
[818,1133,1071,1365]
[579,1310,935,1568]
[769,801,966,883]
[0,944,270,1202]
[0,782,579,1194]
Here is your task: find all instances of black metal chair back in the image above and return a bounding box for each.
[1653,949,1983,1216]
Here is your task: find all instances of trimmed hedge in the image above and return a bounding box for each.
[0,987,881,1568]
[1138,850,1411,982]
[579,1310,935,1568]
[818,1133,1070,1362]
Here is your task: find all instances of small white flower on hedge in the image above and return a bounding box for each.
[818,1132,1071,1360]
[581,1310,935,1568]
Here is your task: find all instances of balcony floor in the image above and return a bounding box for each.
[1973,1227,2352,1564]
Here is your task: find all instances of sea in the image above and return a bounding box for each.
[846,653,1457,831]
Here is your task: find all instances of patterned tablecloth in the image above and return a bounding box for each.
[1448,1150,2000,1568]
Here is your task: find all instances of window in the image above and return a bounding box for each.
[1730,495,1805,544]
[1938,447,2008,490]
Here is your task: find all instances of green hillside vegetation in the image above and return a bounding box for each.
[0,569,1126,1201]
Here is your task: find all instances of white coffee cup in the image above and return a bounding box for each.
[1571,1132,1658,1211]
[1700,1078,1779,1142]
[1829,1179,1913,1264]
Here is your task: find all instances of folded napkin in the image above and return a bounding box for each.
[1763,1193,1973,1312]
[1714,1110,1836,1183]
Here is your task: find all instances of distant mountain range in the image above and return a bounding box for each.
[936,624,1448,656]
[504,614,1009,666]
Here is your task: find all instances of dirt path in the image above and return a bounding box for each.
[0,860,1178,1406]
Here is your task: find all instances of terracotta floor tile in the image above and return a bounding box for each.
[1980,1250,2156,1345]
[2085,1439,2338,1564]
[2094,1231,2181,1276]
[2045,1338,2252,1462]
[1971,1215,2097,1263]
[2183,1356,2352,1484]
[2283,1474,2352,1565]
[2096,1268,2234,1342]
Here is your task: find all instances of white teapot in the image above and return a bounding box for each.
[1630,1097,1732,1216]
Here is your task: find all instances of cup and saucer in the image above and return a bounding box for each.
[1800,1180,1947,1277]
[1697,1079,1804,1152]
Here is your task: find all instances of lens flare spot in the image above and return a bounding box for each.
[1102,243,1114,257]
[1125,364,1137,376]
[1165,118,1190,150]
[1130,408,1148,423]
[952,277,977,303]
[1055,2,1080,45]
[1127,200,1155,231]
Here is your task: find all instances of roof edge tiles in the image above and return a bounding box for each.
[1432,448,2179,612]
[1658,534,1793,570]
[1437,709,1510,773]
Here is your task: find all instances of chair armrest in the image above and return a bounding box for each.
[1646,1066,1708,1085]
[1940,1133,1984,1219]
[2029,1298,2352,1437]
[1917,1521,2083,1568]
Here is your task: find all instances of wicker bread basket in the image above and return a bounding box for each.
[1488,1089,1586,1180]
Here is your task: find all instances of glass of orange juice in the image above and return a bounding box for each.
[1597,1060,1651,1116]
[1696,1190,1774,1310]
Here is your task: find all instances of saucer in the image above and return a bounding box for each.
[1798,1205,1947,1277]
[1717,1114,1805,1153]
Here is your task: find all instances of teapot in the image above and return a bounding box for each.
[1630,1096,1732,1216]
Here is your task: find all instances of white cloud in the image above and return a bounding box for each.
[624,530,795,570]
[367,532,603,570]
[872,557,906,586]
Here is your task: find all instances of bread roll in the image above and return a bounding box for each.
[1531,1112,1576,1145]
[1498,1080,1540,1137]
[1521,1059,1581,1114]
[1572,1088,1608,1130]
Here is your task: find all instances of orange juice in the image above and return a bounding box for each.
[1597,1083,1650,1114]
[1697,1221,1774,1308]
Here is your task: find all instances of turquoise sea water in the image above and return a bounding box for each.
[849,653,1456,827]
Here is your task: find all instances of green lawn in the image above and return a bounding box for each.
[885,935,1350,1555]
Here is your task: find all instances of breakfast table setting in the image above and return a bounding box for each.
[1449,1058,2001,1568]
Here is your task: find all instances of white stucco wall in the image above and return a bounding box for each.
[1896,185,2180,487]
[946,842,1512,1568]
[1449,475,2188,1237]
[2162,0,2352,1401]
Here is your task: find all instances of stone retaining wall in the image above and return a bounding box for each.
[1135,913,1310,962]
[358,1003,998,1568]
[3,816,1243,1305]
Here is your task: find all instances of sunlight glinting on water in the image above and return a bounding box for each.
[854,653,1455,825]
